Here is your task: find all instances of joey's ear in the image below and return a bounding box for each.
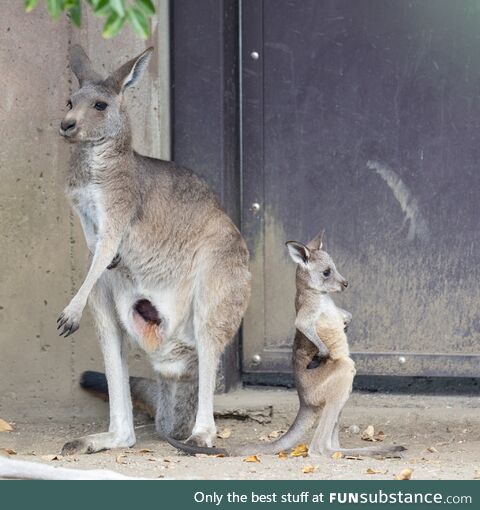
[69,45,102,86]
[286,241,311,267]
[307,229,325,251]
[104,47,153,94]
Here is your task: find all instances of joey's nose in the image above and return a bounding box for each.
[342,280,349,288]
[61,119,76,132]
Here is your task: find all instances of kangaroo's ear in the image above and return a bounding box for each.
[307,229,325,251]
[69,45,102,86]
[105,47,153,94]
[286,241,310,267]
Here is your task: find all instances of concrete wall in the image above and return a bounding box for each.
[0,1,170,421]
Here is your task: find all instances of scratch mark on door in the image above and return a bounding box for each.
[367,160,430,242]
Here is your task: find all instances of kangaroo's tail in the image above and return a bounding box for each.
[80,370,157,418]
[165,405,318,457]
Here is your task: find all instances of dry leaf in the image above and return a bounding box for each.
[427,447,438,453]
[268,430,283,439]
[331,451,344,460]
[116,454,128,464]
[1,448,17,456]
[291,444,309,457]
[278,451,288,460]
[41,454,62,461]
[214,453,225,458]
[243,455,261,463]
[361,425,375,441]
[395,468,413,480]
[302,465,317,474]
[139,448,152,454]
[366,468,382,474]
[217,428,232,439]
[0,418,13,432]
[345,455,364,460]
[376,431,386,442]
[259,430,284,442]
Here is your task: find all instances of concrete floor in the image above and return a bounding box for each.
[1,388,480,480]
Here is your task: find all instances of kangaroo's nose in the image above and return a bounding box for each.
[342,280,348,288]
[61,119,76,132]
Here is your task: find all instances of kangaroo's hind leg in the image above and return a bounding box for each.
[62,277,135,455]
[187,256,250,448]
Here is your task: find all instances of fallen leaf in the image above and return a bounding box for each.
[217,428,232,439]
[427,447,438,453]
[278,451,288,460]
[139,448,153,454]
[361,425,375,441]
[366,468,382,474]
[0,418,13,432]
[259,430,284,442]
[243,455,261,463]
[302,465,317,474]
[291,444,309,457]
[345,455,364,460]
[214,454,225,458]
[268,430,283,439]
[116,454,128,464]
[395,468,413,480]
[1,448,17,455]
[331,451,344,459]
[376,431,386,442]
[41,455,62,461]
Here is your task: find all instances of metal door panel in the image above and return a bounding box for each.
[241,0,480,377]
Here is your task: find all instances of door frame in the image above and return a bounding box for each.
[170,0,241,391]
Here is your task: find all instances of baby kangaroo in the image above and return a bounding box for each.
[166,232,405,458]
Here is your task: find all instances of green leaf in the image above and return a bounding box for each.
[102,12,126,39]
[127,6,149,39]
[46,0,62,21]
[136,0,155,17]
[68,3,82,27]
[24,0,39,12]
[110,0,125,17]
[92,0,111,17]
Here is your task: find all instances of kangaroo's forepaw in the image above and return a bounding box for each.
[186,427,216,448]
[57,304,83,337]
[107,253,121,270]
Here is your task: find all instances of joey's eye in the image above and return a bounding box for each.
[323,269,331,277]
[66,100,72,110]
[94,102,108,111]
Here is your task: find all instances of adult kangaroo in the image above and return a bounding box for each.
[57,46,251,454]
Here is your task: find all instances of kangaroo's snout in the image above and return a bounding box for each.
[342,280,348,288]
[60,118,77,136]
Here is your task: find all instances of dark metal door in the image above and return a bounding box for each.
[241,0,480,379]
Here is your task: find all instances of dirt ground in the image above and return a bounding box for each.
[1,388,479,480]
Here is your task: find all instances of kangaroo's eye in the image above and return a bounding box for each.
[66,100,72,110]
[323,269,331,277]
[94,102,108,111]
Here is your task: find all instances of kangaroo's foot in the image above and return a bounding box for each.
[61,431,136,456]
[185,425,216,448]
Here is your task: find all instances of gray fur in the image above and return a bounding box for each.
[58,46,251,454]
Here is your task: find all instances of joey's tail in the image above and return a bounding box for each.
[80,370,157,418]
[165,405,318,457]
